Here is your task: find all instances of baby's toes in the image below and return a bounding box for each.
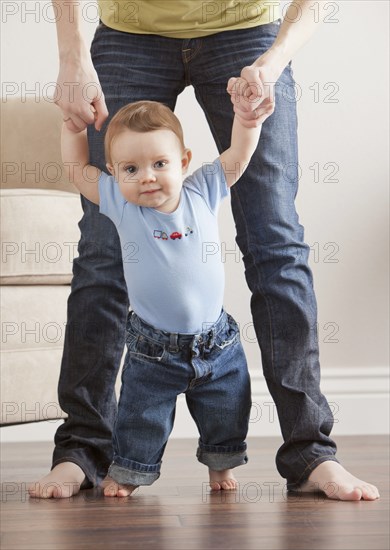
[221,479,238,490]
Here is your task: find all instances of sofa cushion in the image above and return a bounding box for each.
[1,284,124,425]
[1,98,78,193]
[0,285,70,424]
[1,189,82,285]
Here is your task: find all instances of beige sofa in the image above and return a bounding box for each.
[1,98,82,425]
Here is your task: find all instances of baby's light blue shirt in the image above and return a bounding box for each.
[99,158,229,333]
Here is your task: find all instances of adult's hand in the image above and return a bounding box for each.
[228,0,328,127]
[227,59,282,128]
[55,54,108,133]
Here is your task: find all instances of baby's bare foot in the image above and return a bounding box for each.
[298,461,380,501]
[209,468,238,491]
[102,476,138,497]
[28,462,85,499]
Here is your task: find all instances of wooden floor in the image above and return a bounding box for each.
[1,435,389,550]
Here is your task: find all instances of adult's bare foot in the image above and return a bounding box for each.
[28,462,85,499]
[297,461,380,501]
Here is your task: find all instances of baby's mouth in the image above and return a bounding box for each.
[141,188,160,194]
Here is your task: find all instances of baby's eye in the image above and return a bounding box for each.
[154,160,167,169]
[125,165,137,174]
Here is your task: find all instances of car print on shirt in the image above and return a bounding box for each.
[170,232,182,240]
[153,227,193,242]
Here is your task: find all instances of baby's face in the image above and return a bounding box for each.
[106,128,191,213]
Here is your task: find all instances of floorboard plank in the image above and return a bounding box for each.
[1,435,389,550]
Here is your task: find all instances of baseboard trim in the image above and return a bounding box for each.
[1,367,388,442]
[172,366,389,438]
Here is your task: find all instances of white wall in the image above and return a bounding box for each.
[1,1,389,441]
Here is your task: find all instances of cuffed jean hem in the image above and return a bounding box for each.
[286,455,341,492]
[108,461,161,486]
[196,447,248,471]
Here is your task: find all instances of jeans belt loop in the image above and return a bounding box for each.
[206,329,215,350]
[169,332,179,353]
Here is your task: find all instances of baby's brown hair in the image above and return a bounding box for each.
[104,101,185,165]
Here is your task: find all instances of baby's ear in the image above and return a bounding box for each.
[106,163,115,176]
[182,148,192,174]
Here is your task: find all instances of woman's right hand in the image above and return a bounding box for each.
[54,52,108,133]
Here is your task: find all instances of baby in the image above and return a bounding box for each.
[61,92,269,497]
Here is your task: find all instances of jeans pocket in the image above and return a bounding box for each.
[129,335,166,362]
[126,331,138,348]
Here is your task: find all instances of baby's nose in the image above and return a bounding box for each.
[140,168,156,182]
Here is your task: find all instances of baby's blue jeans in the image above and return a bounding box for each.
[109,310,251,486]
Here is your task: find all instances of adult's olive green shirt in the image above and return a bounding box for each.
[98,1,280,38]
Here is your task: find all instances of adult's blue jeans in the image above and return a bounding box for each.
[53,20,339,491]
[109,309,250,486]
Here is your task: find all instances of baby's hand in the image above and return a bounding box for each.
[90,104,98,123]
[227,72,275,128]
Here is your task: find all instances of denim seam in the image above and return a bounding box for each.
[128,350,166,363]
[182,39,203,84]
[198,443,247,453]
[198,449,246,455]
[233,191,276,380]
[128,323,166,348]
[109,464,159,486]
[113,456,161,473]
